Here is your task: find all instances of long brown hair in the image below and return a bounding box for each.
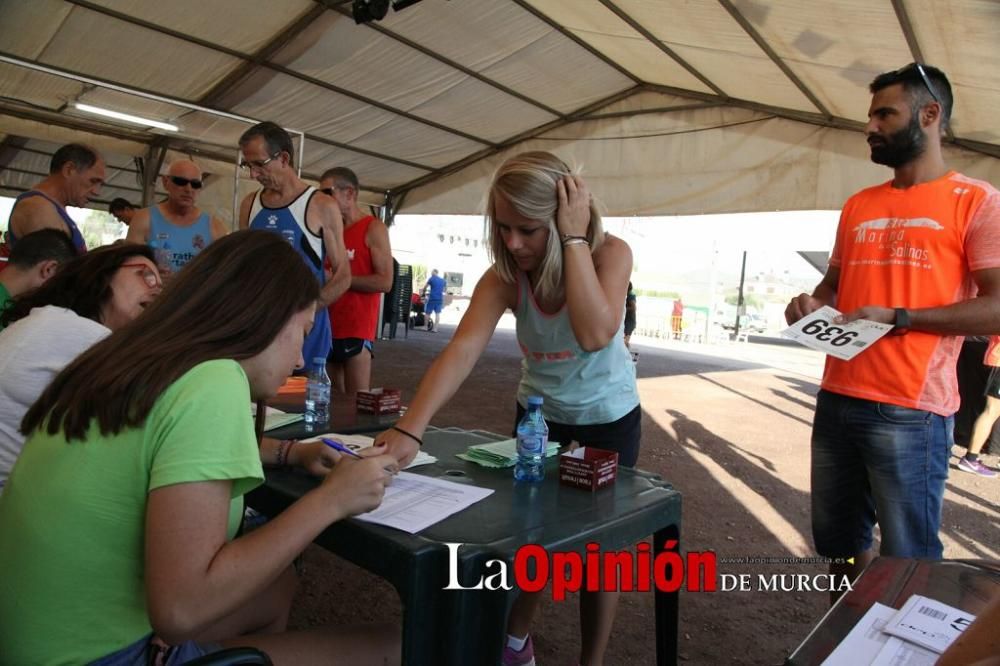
[22,230,320,441]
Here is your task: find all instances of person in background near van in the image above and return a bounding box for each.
[671,296,684,339]
[126,160,228,280]
[957,335,1000,477]
[109,198,137,227]
[422,268,446,332]
[319,167,393,395]
[0,229,77,320]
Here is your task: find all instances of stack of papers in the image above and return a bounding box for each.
[822,595,976,666]
[456,437,560,468]
[264,407,305,432]
[251,405,304,432]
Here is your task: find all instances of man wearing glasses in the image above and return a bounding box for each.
[786,63,1000,600]
[238,122,350,367]
[7,143,104,255]
[319,167,393,395]
[125,160,227,279]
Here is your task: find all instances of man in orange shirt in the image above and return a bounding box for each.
[786,63,1000,599]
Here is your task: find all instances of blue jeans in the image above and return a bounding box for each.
[811,390,951,559]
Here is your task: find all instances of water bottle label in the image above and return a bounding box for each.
[518,435,544,455]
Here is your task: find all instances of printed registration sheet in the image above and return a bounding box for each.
[820,603,896,666]
[355,472,493,533]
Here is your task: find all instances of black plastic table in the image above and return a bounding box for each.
[246,427,683,665]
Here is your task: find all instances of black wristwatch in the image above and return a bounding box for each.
[891,307,911,336]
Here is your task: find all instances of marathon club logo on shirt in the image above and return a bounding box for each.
[851,216,941,267]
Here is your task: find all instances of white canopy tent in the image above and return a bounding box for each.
[0,0,997,222]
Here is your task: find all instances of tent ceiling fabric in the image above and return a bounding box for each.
[0,0,997,218]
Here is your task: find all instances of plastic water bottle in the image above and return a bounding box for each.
[515,396,548,482]
[304,357,330,429]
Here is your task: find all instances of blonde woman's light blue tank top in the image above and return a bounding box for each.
[514,272,639,425]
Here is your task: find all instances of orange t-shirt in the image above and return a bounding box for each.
[984,337,1000,367]
[822,171,1000,415]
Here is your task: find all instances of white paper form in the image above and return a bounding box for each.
[881,594,977,654]
[781,305,893,361]
[821,603,896,666]
[355,471,494,534]
[869,636,937,666]
[301,432,437,469]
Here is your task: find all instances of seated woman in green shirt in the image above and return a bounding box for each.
[0,230,400,666]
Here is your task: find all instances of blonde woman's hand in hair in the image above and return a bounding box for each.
[318,444,398,518]
[556,175,591,239]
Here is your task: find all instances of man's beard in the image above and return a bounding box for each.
[868,113,926,168]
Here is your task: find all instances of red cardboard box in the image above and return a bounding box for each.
[559,446,618,491]
[356,388,401,414]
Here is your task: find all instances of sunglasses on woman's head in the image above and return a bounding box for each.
[169,176,203,189]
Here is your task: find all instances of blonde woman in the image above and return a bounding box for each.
[379,151,639,666]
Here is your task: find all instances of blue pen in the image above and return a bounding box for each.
[322,437,399,475]
[321,437,365,460]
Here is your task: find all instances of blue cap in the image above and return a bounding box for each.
[526,396,543,406]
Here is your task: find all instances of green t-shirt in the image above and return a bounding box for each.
[0,360,264,665]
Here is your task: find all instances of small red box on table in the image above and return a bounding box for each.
[559,446,619,491]
[356,388,402,414]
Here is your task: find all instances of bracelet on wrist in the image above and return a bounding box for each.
[274,439,294,467]
[560,233,588,243]
[392,426,423,447]
[562,237,590,248]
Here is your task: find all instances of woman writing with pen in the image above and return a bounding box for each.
[0,231,400,666]
[378,151,640,666]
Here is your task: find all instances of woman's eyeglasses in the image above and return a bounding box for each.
[169,176,203,189]
[120,262,162,289]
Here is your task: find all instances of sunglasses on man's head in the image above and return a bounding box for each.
[899,62,941,106]
[169,175,203,189]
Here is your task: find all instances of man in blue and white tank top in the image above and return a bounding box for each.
[126,160,228,279]
[238,121,350,367]
[8,143,103,255]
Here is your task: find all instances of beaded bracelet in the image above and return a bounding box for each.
[275,439,294,467]
[560,234,588,243]
[392,425,424,447]
[562,237,590,248]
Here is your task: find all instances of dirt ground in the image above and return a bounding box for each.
[287,323,1000,665]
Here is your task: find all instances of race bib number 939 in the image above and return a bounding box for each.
[781,305,893,360]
